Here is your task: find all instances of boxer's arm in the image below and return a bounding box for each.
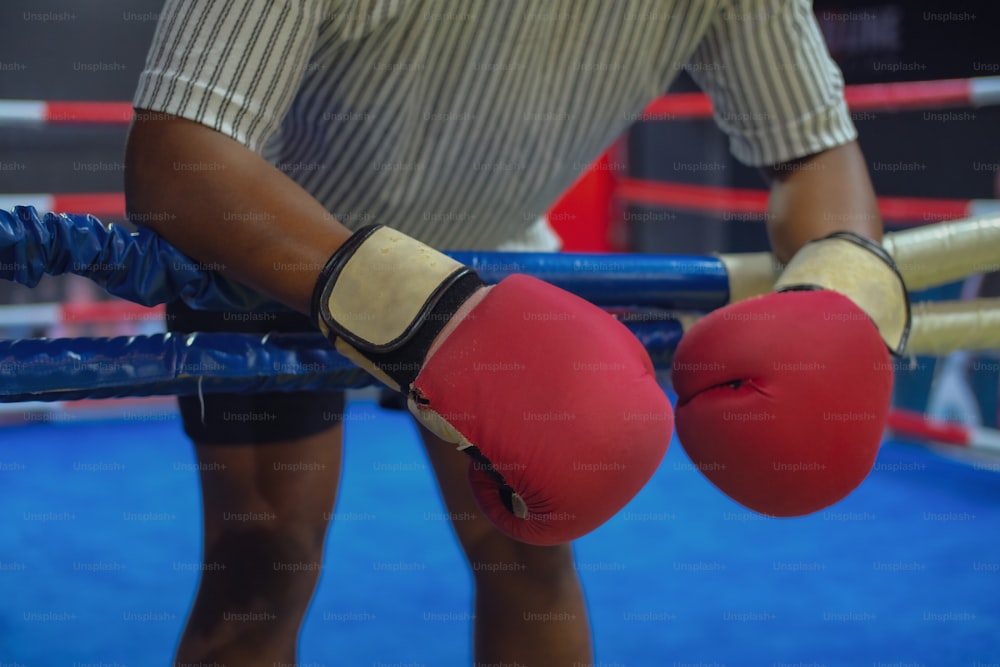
[125,0,339,314]
[762,140,883,264]
[125,112,349,315]
[684,0,876,261]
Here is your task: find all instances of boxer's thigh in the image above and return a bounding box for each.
[166,302,344,549]
[165,301,346,445]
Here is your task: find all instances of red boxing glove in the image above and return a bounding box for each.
[314,226,672,545]
[416,275,672,544]
[672,232,908,517]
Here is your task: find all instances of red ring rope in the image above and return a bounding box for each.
[642,77,997,120]
[887,408,1000,455]
[615,179,997,226]
[2,77,997,125]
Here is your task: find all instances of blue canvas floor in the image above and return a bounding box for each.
[1,397,1000,666]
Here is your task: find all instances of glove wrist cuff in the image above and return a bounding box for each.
[774,231,911,355]
[312,225,484,388]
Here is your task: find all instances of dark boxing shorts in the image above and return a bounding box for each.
[166,301,346,444]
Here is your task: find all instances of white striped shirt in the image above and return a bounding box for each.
[134,0,855,250]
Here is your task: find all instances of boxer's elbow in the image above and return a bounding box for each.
[124,111,245,236]
[125,111,192,235]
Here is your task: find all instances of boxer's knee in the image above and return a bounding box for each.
[462,523,579,596]
[206,519,325,611]
[192,435,340,623]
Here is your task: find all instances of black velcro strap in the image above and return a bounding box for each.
[821,231,898,271]
[364,270,484,388]
[775,230,912,356]
[310,225,485,388]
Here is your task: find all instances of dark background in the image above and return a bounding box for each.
[0,1,160,199]
[629,0,1000,253]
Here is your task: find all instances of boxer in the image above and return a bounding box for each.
[125,1,890,664]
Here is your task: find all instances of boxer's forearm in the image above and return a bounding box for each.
[763,141,882,264]
[124,112,351,315]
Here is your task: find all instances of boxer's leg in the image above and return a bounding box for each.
[408,397,592,666]
[167,302,344,666]
[175,428,342,665]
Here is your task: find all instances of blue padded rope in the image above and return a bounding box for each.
[0,204,713,400]
[0,316,685,401]
[1,206,732,311]
[0,206,287,311]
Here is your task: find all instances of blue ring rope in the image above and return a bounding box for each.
[0,318,685,401]
[0,206,705,401]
